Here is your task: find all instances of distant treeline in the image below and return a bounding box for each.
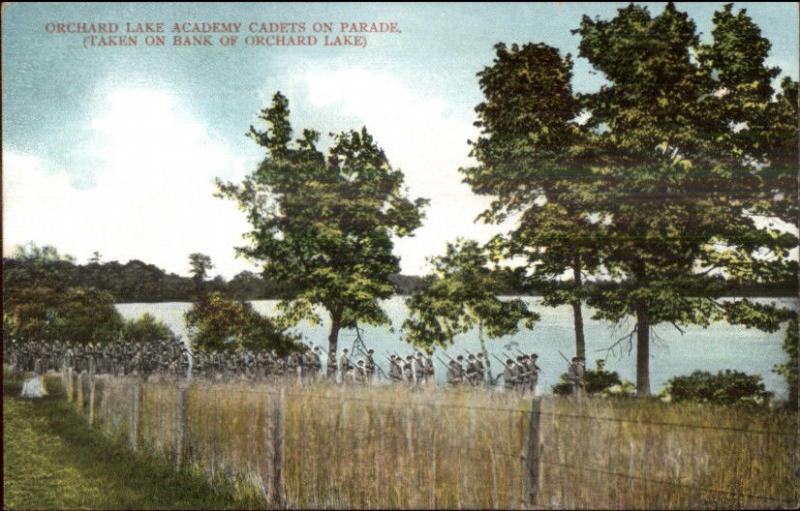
[1,257,427,303]
[3,256,796,304]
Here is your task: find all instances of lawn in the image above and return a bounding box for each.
[3,375,249,510]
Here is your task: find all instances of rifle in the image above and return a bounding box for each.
[558,350,572,366]
[435,355,449,367]
[441,351,455,362]
[492,353,512,370]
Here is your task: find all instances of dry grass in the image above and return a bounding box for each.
[537,397,799,509]
[60,372,799,510]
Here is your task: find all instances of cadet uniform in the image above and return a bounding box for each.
[339,350,353,384]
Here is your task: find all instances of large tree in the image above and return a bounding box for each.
[403,239,539,379]
[217,92,427,374]
[462,42,601,361]
[466,3,797,396]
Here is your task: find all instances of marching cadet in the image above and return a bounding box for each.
[354,360,367,385]
[515,355,530,393]
[300,345,313,382]
[414,352,426,386]
[63,343,75,371]
[567,356,586,399]
[503,358,518,391]
[403,355,415,385]
[529,353,541,394]
[424,349,435,385]
[339,348,353,384]
[455,355,466,385]
[475,352,486,385]
[388,355,404,383]
[365,349,376,383]
[465,354,480,386]
[311,346,323,381]
[446,359,462,386]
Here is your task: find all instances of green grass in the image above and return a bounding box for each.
[3,374,253,510]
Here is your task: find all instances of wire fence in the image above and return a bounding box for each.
[61,370,799,510]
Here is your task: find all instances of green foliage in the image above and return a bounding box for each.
[216,92,428,359]
[184,292,297,354]
[12,241,75,263]
[121,313,177,345]
[552,359,634,397]
[773,316,799,410]
[465,3,798,395]
[403,239,538,348]
[661,369,773,407]
[3,287,123,345]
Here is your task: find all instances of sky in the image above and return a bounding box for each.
[3,2,799,279]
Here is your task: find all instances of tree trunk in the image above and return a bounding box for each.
[635,302,651,397]
[479,321,491,383]
[571,256,586,361]
[327,312,341,377]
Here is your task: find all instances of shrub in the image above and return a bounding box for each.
[184,292,298,354]
[552,359,634,397]
[121,313,177,345]
[661,370,772,407]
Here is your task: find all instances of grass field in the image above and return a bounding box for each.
[7,369,799,509]
[3,371,255,510]
[73,372,800,509]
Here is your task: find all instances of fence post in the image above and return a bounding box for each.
[89,373,96,427]
[176,385,188,469]
[130,382,140,451]
[64,368,71,402]
[524,397,542,509]
[271,387,287,509]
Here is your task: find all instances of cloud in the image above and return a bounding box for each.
[283,65,504,274]
[4,72,508,280]
[3,87,257,278]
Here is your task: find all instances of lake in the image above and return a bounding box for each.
[116,297,798,398]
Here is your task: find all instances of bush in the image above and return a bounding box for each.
[121,313,177,345]
[661,370,772,407]
[552,359,634,397]
[184,292,299,354]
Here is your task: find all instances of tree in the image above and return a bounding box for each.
[184,292,297,354]
[573,3,797,395]
[217,92,428,375]
[188,253,214,297]
[89,251,102,265]
[3,286,123,345]
[774,316,798,410]
[467,3,797,396]
[462,42,601,361]
[12,242,75,263]
[403,239,538,378]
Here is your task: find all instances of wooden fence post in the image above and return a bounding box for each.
[64,368,72,402]
[524,397,542,509]
[272,387,287,509]
[176,386,188,469]
[89,373,96,427]
[130,382,140,451]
